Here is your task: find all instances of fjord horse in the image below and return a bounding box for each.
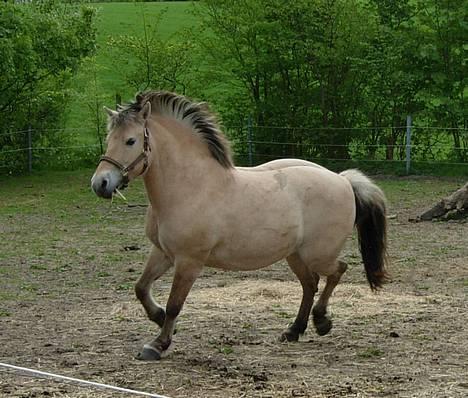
[91,91,388,360]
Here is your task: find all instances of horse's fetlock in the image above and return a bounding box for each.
[312,306,326,319]
[149,308,166,326]
[154,338,172,352]
[292,320,307,334]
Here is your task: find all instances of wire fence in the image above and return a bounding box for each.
[228,119,468,174]
[0,120,467,175]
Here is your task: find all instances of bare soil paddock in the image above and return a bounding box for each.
[0,171,467,397]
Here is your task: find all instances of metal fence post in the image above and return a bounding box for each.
[247,115,253,166]
[27,125,32,173]
[406,115,412,174]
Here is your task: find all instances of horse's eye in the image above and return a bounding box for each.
[126,138,136,146]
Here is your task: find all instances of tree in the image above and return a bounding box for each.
[362,0,426,161]
[0,0,96,171]
[415,0,467,162]
[77,56,108,154]
[195,0,380,161]
[108,6,195,95]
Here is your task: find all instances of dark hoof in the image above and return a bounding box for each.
[280,329,300,342]
[314,317,332,336]
[135,345,162,361]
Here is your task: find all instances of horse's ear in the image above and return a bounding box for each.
[140,101,152,120]
[103,106,117,118]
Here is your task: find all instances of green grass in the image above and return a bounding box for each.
[67,1,198,140]
[218,346,234,355]
[376,178,464,209]
[93,1,197,95]
[358,347,384,359]
[0,168,149,304]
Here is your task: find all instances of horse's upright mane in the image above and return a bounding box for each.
[116,91,234,169]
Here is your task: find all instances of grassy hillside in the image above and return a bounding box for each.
[67,1,198,141]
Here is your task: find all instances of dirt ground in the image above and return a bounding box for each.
[0,174,467,397]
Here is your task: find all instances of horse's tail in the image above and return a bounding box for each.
[340,169,389,290]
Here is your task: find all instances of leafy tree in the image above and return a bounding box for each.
[195,0,380,160]
[0,0,96,171]
[362,0,424,160]
[415,0,467,161]
[76,56,108,153]
[195,0,466,166]
[108,7,195,94]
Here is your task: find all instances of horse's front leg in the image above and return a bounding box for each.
[135,245,173,327]
[137,258,203,360]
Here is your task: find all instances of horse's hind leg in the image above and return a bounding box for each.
[135,245,173,328]
[312,260,348,336]
[280,254,320,342]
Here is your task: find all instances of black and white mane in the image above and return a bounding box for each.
[110,91,233,168]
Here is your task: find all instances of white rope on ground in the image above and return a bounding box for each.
[0,362,171,398]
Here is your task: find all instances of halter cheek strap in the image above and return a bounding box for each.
[99,126,151,183]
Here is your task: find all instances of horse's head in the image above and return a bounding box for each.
[91,101,152,199]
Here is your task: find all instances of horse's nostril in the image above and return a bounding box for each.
[101,178,109,189]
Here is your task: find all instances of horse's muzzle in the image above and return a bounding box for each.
[91,170,123,199]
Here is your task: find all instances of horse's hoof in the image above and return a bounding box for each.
[280,329,300,342]
[135,345,162,361]
[314,317,332,336]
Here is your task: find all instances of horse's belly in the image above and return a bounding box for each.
[205,250,287,271]
[205,226,299,271]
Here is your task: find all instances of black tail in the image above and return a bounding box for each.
[341,170,389,290]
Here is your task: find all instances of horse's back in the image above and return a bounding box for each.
[237,158,326,172]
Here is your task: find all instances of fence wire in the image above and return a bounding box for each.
[0,362,171,398]
[0,124,467,173]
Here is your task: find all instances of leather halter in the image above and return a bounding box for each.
[99,126,151,185]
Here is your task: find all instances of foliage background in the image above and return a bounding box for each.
[0,0,466,174]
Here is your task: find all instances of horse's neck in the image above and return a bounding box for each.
[143,117,228,209]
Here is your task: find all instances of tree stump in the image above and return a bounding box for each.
[418,182,468,221]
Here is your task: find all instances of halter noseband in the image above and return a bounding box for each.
[99,126,151,185]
